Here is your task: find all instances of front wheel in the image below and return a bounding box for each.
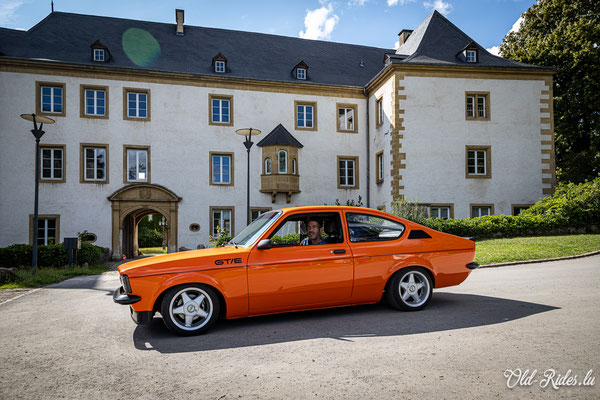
[386,267,433,311]
[160,284,220,335]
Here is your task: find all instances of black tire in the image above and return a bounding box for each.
[160,284,220,335]
[385,267,433,311]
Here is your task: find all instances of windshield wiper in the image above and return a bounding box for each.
[227,240,239,249]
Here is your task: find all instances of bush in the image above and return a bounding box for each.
[138,229,162,247]
[271,233,301,245]
[0,242,106,269]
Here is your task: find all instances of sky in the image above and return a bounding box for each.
[0,0,534,55]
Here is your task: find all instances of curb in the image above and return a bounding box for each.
[480,249,600,268]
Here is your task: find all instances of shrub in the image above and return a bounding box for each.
[271,233,301,245]
[138,229,162,247]
[0,242,105,268]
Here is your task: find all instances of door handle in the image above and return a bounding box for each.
[331,249,346,254]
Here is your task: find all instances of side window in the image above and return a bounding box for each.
[269,212,343,246]
[346,213,405,242]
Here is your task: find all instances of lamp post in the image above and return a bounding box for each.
[20,113,55,274]
[159,216,167,250]
[235,128,261,225]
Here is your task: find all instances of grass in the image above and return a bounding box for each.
[475,234,600,265]
[140,247,167,254]
[0,265,109,289]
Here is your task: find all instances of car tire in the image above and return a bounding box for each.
[160,284,220,336]
[386,267,433,311]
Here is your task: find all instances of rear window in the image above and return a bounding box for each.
[346,213,405,242]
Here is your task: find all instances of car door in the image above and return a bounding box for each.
[246,211,354,313]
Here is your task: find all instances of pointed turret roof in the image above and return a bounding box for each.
[257,124,303,148]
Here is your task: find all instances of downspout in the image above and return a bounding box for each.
[363,87,370,208]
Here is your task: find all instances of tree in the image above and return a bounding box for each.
[500,0,600,183]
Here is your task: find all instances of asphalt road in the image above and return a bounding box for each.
[1,256,598,399]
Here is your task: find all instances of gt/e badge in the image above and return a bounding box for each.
[214,258,242,265]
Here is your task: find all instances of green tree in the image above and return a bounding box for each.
[500,0,600,182]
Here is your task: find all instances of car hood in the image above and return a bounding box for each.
[118,246,251,278]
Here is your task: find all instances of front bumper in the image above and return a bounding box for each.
[113,286,141,305]
[130,307,154,325]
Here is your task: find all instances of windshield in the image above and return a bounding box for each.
[227,211,282,247]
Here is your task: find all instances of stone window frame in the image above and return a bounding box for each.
[209,206,235,237]
[123,145,151,184]
[294,100,317,131]
[375,150,384,184]
[36,81,66,117]
[80,143,109,184]
[429,204,454,219]
[123,88,151,121]
[250,207,272,222]
[209,151,234,186]
[337,155,359,189]
[39,144,66,183]
[80,84,109,119]
[465,92,490,121]
[465,145,491,179]
[512,204,533,216]
[336,103,358,133]
[29,214,60,245]
[376,96,384,128]
[470,204,494,218]
[208,94,234,126]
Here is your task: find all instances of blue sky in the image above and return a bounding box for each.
[1,0,534,54]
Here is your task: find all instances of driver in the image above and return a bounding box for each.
[300,216,330,245]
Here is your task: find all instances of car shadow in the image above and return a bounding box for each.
[132,292,558,353]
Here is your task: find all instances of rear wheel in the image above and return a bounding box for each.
[160,284,220,335]
[386,267,433,311]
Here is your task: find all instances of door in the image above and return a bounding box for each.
[246,212,354,313]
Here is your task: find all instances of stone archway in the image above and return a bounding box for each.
[108,183,181,260]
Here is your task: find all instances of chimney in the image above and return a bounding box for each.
[176,9,184,36]
[398,29,413,47]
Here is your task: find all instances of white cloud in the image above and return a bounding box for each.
[486,45,500,56]
[423,0,453,15]
[299,2,339,40]
[387,0,415,6]
[394,40,399,49]
[510,16,524,34]
[348,0,369,6]
[0,0,25,25]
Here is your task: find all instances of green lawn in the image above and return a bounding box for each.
[475,234,600,265]
[0,266,109,289]
[140,247,168,254]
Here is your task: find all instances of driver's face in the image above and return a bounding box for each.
[307,220,322,241]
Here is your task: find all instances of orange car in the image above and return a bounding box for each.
[114,206,479,335]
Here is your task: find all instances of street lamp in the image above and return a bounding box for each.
[159,216,167,251]
[20,113,55,274]
[235,128,261,225]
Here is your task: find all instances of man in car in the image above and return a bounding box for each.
[300,216,330,245]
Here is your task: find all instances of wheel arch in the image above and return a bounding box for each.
[153,280,228,319]
[384,264,436,295]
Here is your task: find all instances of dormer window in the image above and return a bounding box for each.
[215,60,225,73]
[296,68,306,80]
[292,61,309,81]
[466,49,477,63]
[93,49,105,62]
[212,53,228,74]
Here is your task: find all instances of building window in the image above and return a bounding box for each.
[512,205,531,216]
[466,49,477,63]
[337,103,358,133]
[471,205,493,218]
[36,82,65,116]
[466,145,491,179]
[292,158,297,175]
[209,94,233,126]
[295,101,317,130]
[39,145,65,183]
[125,146,149,183]
[466,92,489,120]
[210,152,233,185]
[278,150,288,173]
[81,144,108,183]
[215,60,225,73]
[93,49,105,62]
[296,68,306,80]
[376,151,384,183]
[210,207,234,237]
[264,158,272,175]
[29,215,60,246]
[376,97,383,127]
[337,156,359,189]
[124,89,150,120]
[250,207,271,222]
[430,205,453,219]
[80,85,108,118]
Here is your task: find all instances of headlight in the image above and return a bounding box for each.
[120,274,132,293]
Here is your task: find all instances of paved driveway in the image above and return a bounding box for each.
[1,256,598,399]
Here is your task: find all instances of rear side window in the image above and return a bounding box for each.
[346,213,405,242]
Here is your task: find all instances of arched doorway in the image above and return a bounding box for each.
[108,183,181,260]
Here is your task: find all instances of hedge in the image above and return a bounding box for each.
[0,242,106,269]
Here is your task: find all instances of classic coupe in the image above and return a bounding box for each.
[114,206,479,335]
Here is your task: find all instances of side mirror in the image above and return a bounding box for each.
[257,239,272,250]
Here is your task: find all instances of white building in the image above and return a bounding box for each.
[0,10,555,258]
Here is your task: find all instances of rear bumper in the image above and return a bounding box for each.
[113,286,141,305]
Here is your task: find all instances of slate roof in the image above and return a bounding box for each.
[257,124,304,148]
[393,10,549,70]
[0,11,552,88]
